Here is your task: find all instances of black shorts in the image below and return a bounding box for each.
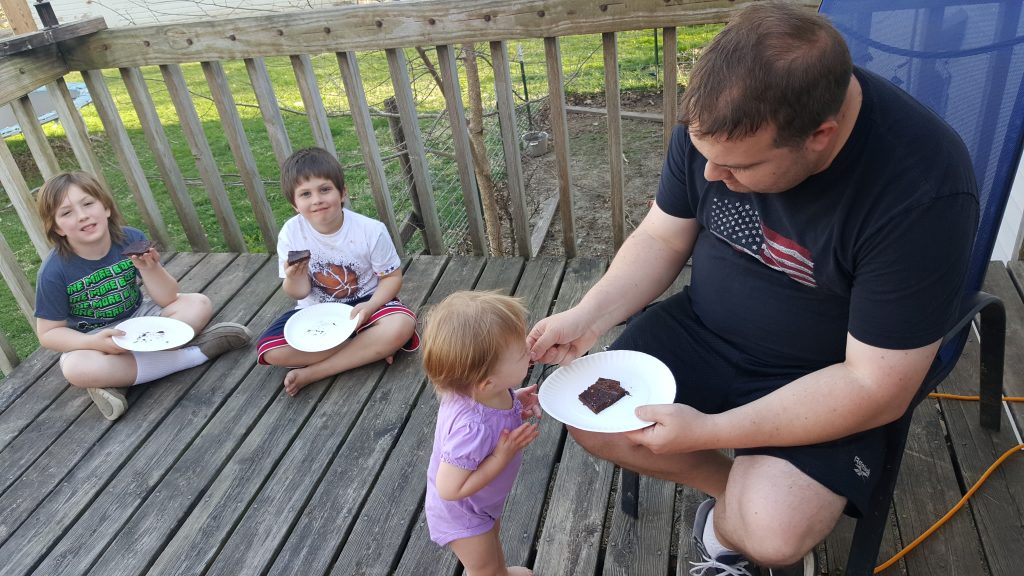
[611,288,884,517]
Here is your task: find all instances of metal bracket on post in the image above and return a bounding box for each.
[34,0,59,28]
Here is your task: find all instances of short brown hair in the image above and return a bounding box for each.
[280,147,345,205]
[680,1,852,147]
[37,171,127,258]
[421,291,528,395]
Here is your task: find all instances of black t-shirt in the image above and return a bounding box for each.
[656,67,979,376]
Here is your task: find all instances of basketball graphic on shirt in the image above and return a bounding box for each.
[311,262,359,299]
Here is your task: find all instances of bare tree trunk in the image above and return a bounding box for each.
[461,43,504,255]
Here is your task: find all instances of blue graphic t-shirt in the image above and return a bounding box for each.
[35,227,147,332]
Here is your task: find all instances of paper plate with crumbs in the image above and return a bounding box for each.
[283,302,362,353]
[112,316,195,352]
[538,350,675,433]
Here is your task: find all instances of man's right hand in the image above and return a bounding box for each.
[527,308,602,365]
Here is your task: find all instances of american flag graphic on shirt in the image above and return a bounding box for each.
[708,197,816,287]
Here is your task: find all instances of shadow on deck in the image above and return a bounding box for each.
[0,253,1021,575]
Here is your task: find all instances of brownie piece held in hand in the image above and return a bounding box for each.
[287,250,311,266]
[579,377,629,414]
[122,239,154,257]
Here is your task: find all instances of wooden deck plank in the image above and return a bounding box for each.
[931,264,1024,576]
[1,256,1020,576]
[0,252,203,454]
[0,253,249,575]
[15,254,264,573]
[197,256,445,576]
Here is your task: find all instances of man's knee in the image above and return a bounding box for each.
[736,531,812,568]
[568,426,620,460]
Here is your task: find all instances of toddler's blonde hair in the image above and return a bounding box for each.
[421,291,527,395]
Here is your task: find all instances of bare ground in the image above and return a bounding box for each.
[498,90,669,259]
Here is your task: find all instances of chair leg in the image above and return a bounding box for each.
[846,414,913,576]
[620,468,639,518]
[978,299,1005,430]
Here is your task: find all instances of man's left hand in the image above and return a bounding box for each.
[623,403,711,454]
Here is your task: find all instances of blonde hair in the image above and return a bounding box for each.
[421,291,528,395]
[37,171,127,258]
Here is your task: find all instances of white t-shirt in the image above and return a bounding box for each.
[277,209,401,309]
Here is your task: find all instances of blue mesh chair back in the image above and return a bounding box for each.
[821,0,1024,381]
[818,2,1024,573]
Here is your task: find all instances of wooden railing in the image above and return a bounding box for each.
[0,0,818,372]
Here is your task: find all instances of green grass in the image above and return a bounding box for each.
[0,24,720,364]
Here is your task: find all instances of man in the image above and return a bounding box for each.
[527,2,978,574]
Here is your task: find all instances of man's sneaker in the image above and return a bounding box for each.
[690,498,817,576]
[87,387,127,421]
[192,322,252,360]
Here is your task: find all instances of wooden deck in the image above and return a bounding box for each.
[0,253,1021,576]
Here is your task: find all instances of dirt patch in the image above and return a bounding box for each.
[509,90,670,259]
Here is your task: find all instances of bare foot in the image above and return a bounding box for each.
[283,367,317,396]
[507,568,532,575]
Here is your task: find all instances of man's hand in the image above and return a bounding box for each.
[622,403,713,454]
[515,384,542,419]
[91,328,129,355]
[527,308,602,365]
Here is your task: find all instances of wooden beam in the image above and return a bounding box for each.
[662,26,678,153]
[544,36,575,257]
[0,44,68,107]
[0,227,36,325]
[603,32,625,251]
[436,44,486,256]
[244,57,292,167]
[290,54,336,159]
[9,94,60,179]
[336,50,402,255]
[490,40,531,258]
[0,17,106,58]
[58,0,820,70]
[119,67,210,251]
[0,0,37,35]
[0,136,49,258]
[386,47,444,255]
[48,77,109,191]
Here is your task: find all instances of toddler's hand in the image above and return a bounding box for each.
[93,329,128,354]
[493,422,539,463]
[515,384,542,420]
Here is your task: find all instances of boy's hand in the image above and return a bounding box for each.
[350,302,372,327]
[129,247,161,270]
[284,259,310,279]
[515,384,542,420]
[92,328,129,354]
[492,422,539,463]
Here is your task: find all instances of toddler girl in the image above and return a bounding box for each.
[421,291,542,576]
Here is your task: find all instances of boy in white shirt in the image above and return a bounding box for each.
[257,148,418,396]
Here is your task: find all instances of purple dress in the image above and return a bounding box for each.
[425,390,524,546]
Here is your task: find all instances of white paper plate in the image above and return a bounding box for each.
[538,350,676,433]
[112,316,195,352]
[283,302,361,353]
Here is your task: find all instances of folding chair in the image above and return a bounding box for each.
[619,2,1024,574]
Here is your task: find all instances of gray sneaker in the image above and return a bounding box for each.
[87,387,128,421]
[690,499,816,576]
[192,322,252,360]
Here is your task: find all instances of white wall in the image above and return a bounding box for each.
[47,1,358,27]
[992,157,1024,262]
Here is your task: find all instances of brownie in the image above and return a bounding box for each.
[121,239,154,256]
[579,377,629,414]
[287,249,311,266]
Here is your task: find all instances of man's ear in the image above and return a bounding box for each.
[806,120,839,153]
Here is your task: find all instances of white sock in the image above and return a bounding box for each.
[132,346,208,385]
[703,506,735,559]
